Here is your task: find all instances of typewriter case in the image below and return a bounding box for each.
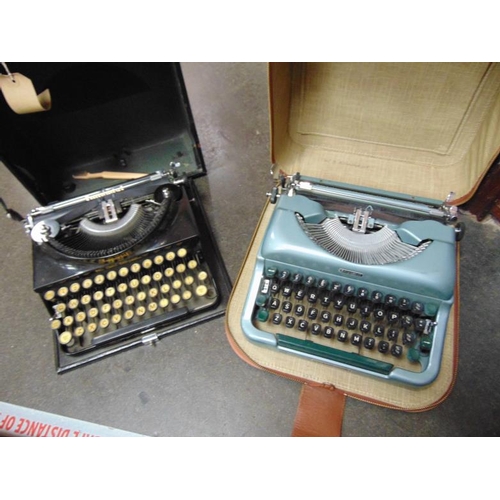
[226,63,500,435]
[0,63,231,372]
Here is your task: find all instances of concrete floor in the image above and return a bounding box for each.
[1,62,499,436]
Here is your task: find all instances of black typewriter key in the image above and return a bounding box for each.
[295,288,306,300]
[351,333,362,346]
[318,278,329,290]
[398,297,411,310]
[269,298,280,310]
[371,290,383,303]
[337,330,348,342]
[320,311,331,323]
[411,301,425,315]
[282,301,293,314]
[272,313,283,325]
[403,331,416,345]
[363,337,375,350]
[374,325,385,337]
[359,303,372,317]
[357,287,369,299]
[414,318,427,332]
[298,320,309,332]
[320,294,331,307]
[391,345,403,357]
[305,276,316,287]
[333,296,345,310]
[311,323,322,335]
[270,281,280,294]
[308,307,319,320]
[294,304,305,316]
[373,308,385,321]
[360,320,371,333]
[285,316,295,328]
[344,284,355,296]
[307,291,318,303]
[331,282,343,293]
[401,315,413,328]
[378,340,389,353]
[292,273,303,284]
[387,328,399,341]
[279,270,290,281]
[346,317,358,330]
[347,299,357,314]
[333,314,344,326]
[387,311,400,324]
[385,294,397,306]
[324,326,334,338]
[282,285,293,297]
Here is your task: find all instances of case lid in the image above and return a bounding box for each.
[0,63,205,205]
[269,63,500,204]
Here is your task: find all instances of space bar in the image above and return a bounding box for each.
[276,334,394,375]
[92,307,189,347]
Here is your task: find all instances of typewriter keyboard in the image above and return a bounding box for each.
[41,242,219,354]
[252,267,440,375]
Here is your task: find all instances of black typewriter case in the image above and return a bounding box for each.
[0,62,232,372]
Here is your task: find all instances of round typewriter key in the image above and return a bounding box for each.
[57,286,69,298]
[88,307,99,319]
[343,284,355,296]
[166,251,176,261]
[198,271,208,281]
[149,288,159,298]
[385,294,397,306]
[74,326,85,339]
[374,325,385,337]
[106,270,117,281]
[195,285,208,297]
[105,287,116,298]
[117,283,128,294]
[137,291,147,302]
[93,290,104,301]
[305,276,316,287]
[94,274,105,285]
[357,287,369,299]
[101,303,111,314]
[177,248,188,258]
[371,291,383,303]
[324,326,334,338]
[154,255,164,266]
[111,314,122,325]
[124,310,134,321]
[118,267,129,278]
[81,294,91,305]
[99,318,110,329]
[68,298,79,310]
[69,283,81,294]
[337,330,348,342]
[160,284,171,294]
[159,298,169,308]
[142,258,153,269]
[187,259,198,270]
[129,279,140,289]
[125,295,135,306]
[148,303,158,313]
[411,301,424,315]
[153,271,163,282]
[50,319,62,330]
[164,267,175,278]
[407,347,421,362]
[351,333,362,346]
[171,294,181,305]
[76,311,86,323]
[311,323,322,335]
[387,328,399,341]
[141,275,152,286]
[82,279,93,289]
[87,323,97,334]
[298,320,308,332]
[54,303,66,314]
[176,263,186,274]
[391,344,403,357]
[363,337,375,350]
[333,314,344,326]
[130,263,141,273]
[43,290,56,301]
[172,279,182,290]
[378,340,389,353]
[184,276,194,286]
[285,316,295,328]
[58,331,74,347]
[113,299,123,310]
[292,273,303,284]
[182,290,192,301]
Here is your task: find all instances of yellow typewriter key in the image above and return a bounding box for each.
[106,270,117,281]
[58,331,74,347]
[154,255,164,266]
[148,302,158,313]
[166,251,176,261]
[101,303,112,314]
[118,267,129,278]
[57,286,69,298]
[198,271,208,281]
[182,290,192,301]
[130,263,141,273]
[54,303,66,314]
[159,298,169,308]
[149,288,159,298]
[94,274,105,285]
[177,248,187,258]
[76,311,86,323]
[43,290,56,301]
[99,318,110,329]
[113,299,123,310]
[93,290,104,301]
[124,310,134,321]
[129,278,140,289]
[68,298,79,310]
[117,283,128,294]
[50,319,61,330]
[187,260,197,270]
[63,316,74,327]
[196,285,208,297]
[87,323,97,334]
[111,314,122,325]
[105,287,116,298]
[184,276,194,286]
[164,267,175,278]
[125,295,135,306]
[172,279,182,290]
[176,263,186,274]
[136,306,146,317]
[171,294,181,305]
[136,291,147,302]
[69,282,81,294]
[81,294,91,306]
[160,284,170,294]
[74,326,85,341]
[153,271,163,282]
[82,278,93,290]
[141,275,151,286]
[88,307,99,319]
[142,258,153,270]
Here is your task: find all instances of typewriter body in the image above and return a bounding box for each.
[0,63,231,372]
[241,172,461,387]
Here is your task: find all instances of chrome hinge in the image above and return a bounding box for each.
[142,332,159,345]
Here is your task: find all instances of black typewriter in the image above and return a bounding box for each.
[0,63,231,372]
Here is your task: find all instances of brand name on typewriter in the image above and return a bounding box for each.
[85,186,125,201]
[339,268,363,278]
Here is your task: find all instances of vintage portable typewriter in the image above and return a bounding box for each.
[241,172,463,387]
[0,63,231,372]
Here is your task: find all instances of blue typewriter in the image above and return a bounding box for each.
[241,172,463,387]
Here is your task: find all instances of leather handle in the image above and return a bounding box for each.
[292,384,346,437]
